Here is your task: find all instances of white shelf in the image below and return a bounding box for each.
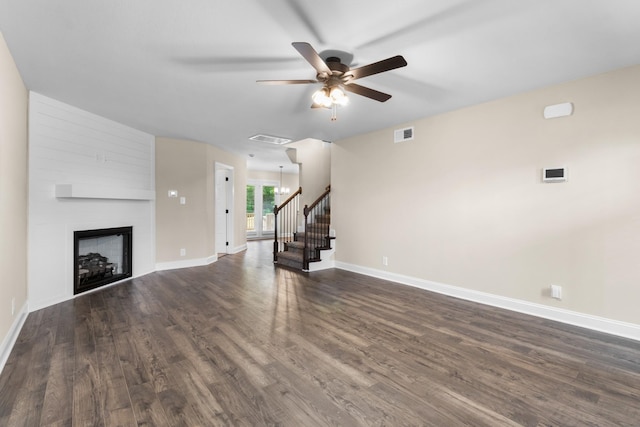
[55,184,155,201]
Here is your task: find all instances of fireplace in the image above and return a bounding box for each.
[74,226,132,294]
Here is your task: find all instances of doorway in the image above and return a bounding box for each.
[215,163,234,255]
[246,180,278,239]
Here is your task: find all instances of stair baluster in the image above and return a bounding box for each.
[273,187,302,262]
[302,185,331,270]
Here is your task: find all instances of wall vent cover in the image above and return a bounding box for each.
[394,126,414,143]
[542,167,567,182]
[249,134,292,145]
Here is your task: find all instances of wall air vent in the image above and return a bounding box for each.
[248,134,292,145]
[543,102,573,119]
[394,126,414,143]
[542,167,567,182]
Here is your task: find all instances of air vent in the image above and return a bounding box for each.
[542,167,567,182]
[394,126,414,143]
[248,134,292,145]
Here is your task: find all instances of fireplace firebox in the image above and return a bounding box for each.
[74,226,132,294]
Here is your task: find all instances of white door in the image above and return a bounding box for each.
[215,164,233,254]
[246,180,278,239]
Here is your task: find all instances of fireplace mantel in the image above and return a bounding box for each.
[55,184,155,201]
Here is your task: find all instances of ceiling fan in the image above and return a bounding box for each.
[257,42,407,120]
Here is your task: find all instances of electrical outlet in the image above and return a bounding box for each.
[382,256,388,266]
[180,248,186,257]
[180,196,186,205]
[11,297,15,316]
[551,284,562,300]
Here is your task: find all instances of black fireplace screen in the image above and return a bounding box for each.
[74,226,132,294]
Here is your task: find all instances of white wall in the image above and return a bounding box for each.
[332,65,640,339]
[28,92,156,310]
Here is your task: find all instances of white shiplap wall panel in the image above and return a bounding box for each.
[29,97,153,189]
[28,92,156,310]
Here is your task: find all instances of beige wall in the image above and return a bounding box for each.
[332,65,640,325]
[288,138,331,203]
[156,137,246,263]
[0,33,28,346]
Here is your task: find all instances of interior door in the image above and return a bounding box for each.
[215,165,233,254]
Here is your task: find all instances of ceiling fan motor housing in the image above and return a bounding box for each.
[317,57,350,83]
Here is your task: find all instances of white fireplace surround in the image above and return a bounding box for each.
[28,93,156,310]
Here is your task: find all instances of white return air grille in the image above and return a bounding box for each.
[394,126,414,143]
[249,134,292,145]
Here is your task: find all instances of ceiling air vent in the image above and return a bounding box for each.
[248,134,292,145]
[394,126,414,143]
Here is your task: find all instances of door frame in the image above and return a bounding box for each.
[246,179,279,239]
[215,163,234,254]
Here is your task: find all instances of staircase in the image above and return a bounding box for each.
[274,186,334,271]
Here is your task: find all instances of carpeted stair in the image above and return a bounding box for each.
[276,212,331,271]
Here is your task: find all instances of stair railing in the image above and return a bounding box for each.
[303,185,331,270]
[273,187,302,262]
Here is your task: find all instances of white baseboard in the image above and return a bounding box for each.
[306,239,336,272]
[155,254,217,271]
[155,245,246,272]
[0,302,29,375]
[306,258,336,272]
[335,262,640,342]
[230,244,247,254]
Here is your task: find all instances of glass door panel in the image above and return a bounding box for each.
[262,185,275,233]
[246,184,256,234]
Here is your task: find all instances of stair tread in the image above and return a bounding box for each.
[296,231,328,239]
[276,251,303,261]
[287,241,317,248]
[288,241,331,250]
[276,250,323,262]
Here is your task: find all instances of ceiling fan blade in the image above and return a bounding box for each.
[292,42,331,76]
[346,56,407,81]
[343,83,392,102]
[257,79,318,85]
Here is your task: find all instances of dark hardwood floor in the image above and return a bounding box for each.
[1,240,640,426]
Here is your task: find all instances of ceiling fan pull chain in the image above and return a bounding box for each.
[331,104,337,121]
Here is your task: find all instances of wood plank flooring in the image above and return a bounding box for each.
[1,240,640,426]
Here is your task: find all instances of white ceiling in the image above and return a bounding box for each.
[2,0,639,173]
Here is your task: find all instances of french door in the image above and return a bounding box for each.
[246,181,277,238]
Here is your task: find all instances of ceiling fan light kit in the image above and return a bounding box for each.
[257,42,407,120]
[312,86,349,108]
